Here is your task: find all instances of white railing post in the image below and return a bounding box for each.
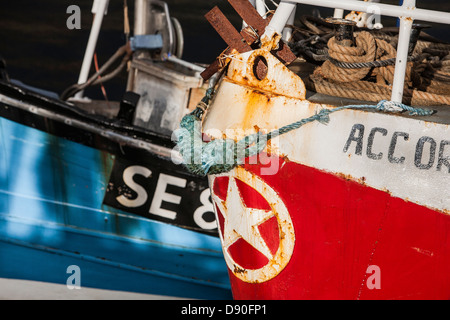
[333,9,344,19]
[282,6,297,41]
[74,0,109,99]
[255,0,267,17]
[391,0,415,103]
[261,1,296,46]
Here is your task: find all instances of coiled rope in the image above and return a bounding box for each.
[302,31,450,106]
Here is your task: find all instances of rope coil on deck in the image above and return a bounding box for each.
[294,29,450,106]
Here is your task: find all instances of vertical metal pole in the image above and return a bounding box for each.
[397,0,404,27]
[75,0,109,99]
[333,9,344,19]
[282,6,297,42]
[134,0,148,35]
[255,0,267,16]
[262,1,296,46]
[391,0,415,103]
[243,0,264,29]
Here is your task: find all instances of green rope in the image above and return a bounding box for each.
[173,91,435,177]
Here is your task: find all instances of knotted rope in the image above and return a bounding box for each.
[321,31,377,83]
[174,89,434,176]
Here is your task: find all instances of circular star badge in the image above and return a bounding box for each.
[210,167,295,283]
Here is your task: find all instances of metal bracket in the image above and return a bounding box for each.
[200,0,296,81]
[130,34,164,51]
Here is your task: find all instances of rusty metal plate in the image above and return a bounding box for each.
[201,1,297,81]
[228,0,268,34]
[227,0,297,65]
[205,6,252,54]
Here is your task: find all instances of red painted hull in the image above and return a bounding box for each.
[212,157,450,300]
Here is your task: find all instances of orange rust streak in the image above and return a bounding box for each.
[241,89,273,130]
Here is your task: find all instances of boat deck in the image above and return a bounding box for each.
[289,59,450,125]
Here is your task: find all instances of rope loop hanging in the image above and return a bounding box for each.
[174,90,434,177]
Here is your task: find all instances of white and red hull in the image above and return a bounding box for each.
[203,49,450,299]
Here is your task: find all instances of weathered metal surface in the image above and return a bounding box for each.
[205,49,449,212]
[268,40,297,65]
[209,153,450,299]
[228,0,267,35]
[205,6,252,54]
[228,0,297,65]
[240,26,260,45]
[200,56,227,81]
[201,5,253,81]
[203,48,450,299]
[226,49,306,100]
[128,58,204,135]
[201,0,296,81]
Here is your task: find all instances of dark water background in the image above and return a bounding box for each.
[0,0,449,100]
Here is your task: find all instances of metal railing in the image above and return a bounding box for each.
[261,0,450,104]
[75,0,109,99]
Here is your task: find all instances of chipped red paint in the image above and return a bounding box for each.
[212,157,450,300]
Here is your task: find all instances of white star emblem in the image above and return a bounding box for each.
[209,167,295,283]
[215,177,275,261]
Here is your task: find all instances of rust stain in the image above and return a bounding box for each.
[280,154,290,163]
[382,187,392,196]
[228,0,268,37]
[227,49,305,100]
[436,207,450,215]
[334,172,376,189]
[241,88,274,129]
[233,264,247,275]
[358,176,367,185]
[335,172,354,182]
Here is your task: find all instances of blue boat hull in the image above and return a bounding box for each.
[0,115,231,299]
